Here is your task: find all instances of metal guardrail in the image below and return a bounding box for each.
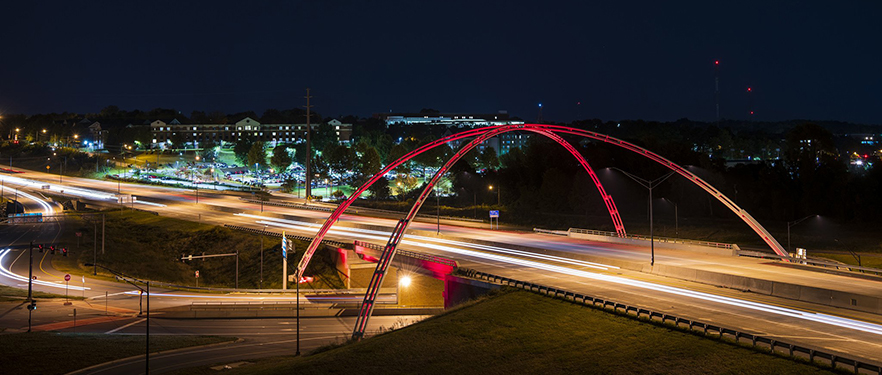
[568,227,738,250]
[461,269,882,374]
[239,197,485,223]
[737,250,882,277]
[533,228,568,236]
[223,224,348,249]
[354,240,459,268]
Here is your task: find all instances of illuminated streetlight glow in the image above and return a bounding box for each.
[399,275,412,288]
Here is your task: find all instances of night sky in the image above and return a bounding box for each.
[1,1,879,124]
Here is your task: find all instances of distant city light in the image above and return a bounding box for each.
[538,103,542,108]
[715,60,719,65]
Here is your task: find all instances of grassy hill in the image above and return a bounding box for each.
[185,290,840,375]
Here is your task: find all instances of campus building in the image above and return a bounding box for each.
[149,117,352,148]
[378,111,523,128]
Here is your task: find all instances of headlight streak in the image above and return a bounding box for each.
[0,249,91,291]
[241,215,882,336]
[238,213,616,271]
[0,175,116,201]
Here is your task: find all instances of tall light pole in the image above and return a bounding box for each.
[608,167,675,266]
[304,88,313,201]
[86,263,149,374]
[488,184,499,205]
[787,214,817,254]
[260,223,267,289]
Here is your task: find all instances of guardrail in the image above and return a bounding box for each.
[568,227,738,250]
[737,250,882,277]
[533,228,568,236]
[460,269,882,374]
[239,197,485,223]
[223,224,348,249]
[354,240,459,268]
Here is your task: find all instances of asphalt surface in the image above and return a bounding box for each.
[3,166,882,371]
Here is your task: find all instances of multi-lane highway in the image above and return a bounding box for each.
[3,166,882,369]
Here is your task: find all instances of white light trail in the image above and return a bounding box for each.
[0,249,91,291]
[240,214,882,336]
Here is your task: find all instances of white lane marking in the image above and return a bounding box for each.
[106,318,146,334]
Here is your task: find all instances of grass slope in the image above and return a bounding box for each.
[200,290,839,375]
[51,210,343,289]
[0,332,235,375]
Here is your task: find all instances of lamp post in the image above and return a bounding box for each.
[607,167,675,266]
[85,263,150,374]
[787,214,817,254]
[260,224,267,289]
[436,186,440,234]
[488,184,499,206]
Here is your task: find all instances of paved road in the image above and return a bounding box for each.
[3,167,882,368]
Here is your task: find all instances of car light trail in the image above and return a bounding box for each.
[239,215,882,337]
[0,249,91,291]
[0,175,117,201]
[238,213,616,271]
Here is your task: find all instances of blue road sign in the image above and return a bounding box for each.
[489,210,499,218]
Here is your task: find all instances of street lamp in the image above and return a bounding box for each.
[787,214,817,254]
[85,263,150,375]
[607,167,676,266]
[488,184,499,206]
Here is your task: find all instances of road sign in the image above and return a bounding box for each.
[64,274,71,281]
[75,232,82,237]
[195,270,200,278]
[32,276,37,280]
[282,232,288,259]
[489,210,499,218]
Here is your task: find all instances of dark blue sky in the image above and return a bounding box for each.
[1,1,879,124]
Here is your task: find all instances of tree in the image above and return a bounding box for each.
[312,122,338,152]
[478,147,500,170]
[369,176,391,200]
[352,143,382,190]
[233,138,255,165]
[270,145,293,172]
[247,141,267,171]
[201,140,219,160]
[325,144,356,176]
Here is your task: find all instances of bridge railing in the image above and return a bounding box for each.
[737,250,882,277]
[223,224,348,248]
[460,268,882,375]
[354,240,459,268]
[567,227,738,250]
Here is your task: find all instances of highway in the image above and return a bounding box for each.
[3,167,882,369]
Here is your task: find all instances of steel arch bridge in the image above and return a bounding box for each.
[292,124,787,339]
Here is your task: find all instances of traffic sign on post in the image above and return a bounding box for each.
[195,270,200,278]
[64,274,71,281]
[489,210,499,218]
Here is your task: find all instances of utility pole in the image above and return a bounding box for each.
[304,88,313,202]
[27,241,34,333]
[101,214,105,255]
[93,217,97,275]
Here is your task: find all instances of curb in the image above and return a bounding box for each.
[65,337,244,375]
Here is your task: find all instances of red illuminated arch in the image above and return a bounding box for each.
[296,124,787,283]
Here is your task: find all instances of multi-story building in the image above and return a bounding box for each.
[378,111,523,128]
[150,117,352,148]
